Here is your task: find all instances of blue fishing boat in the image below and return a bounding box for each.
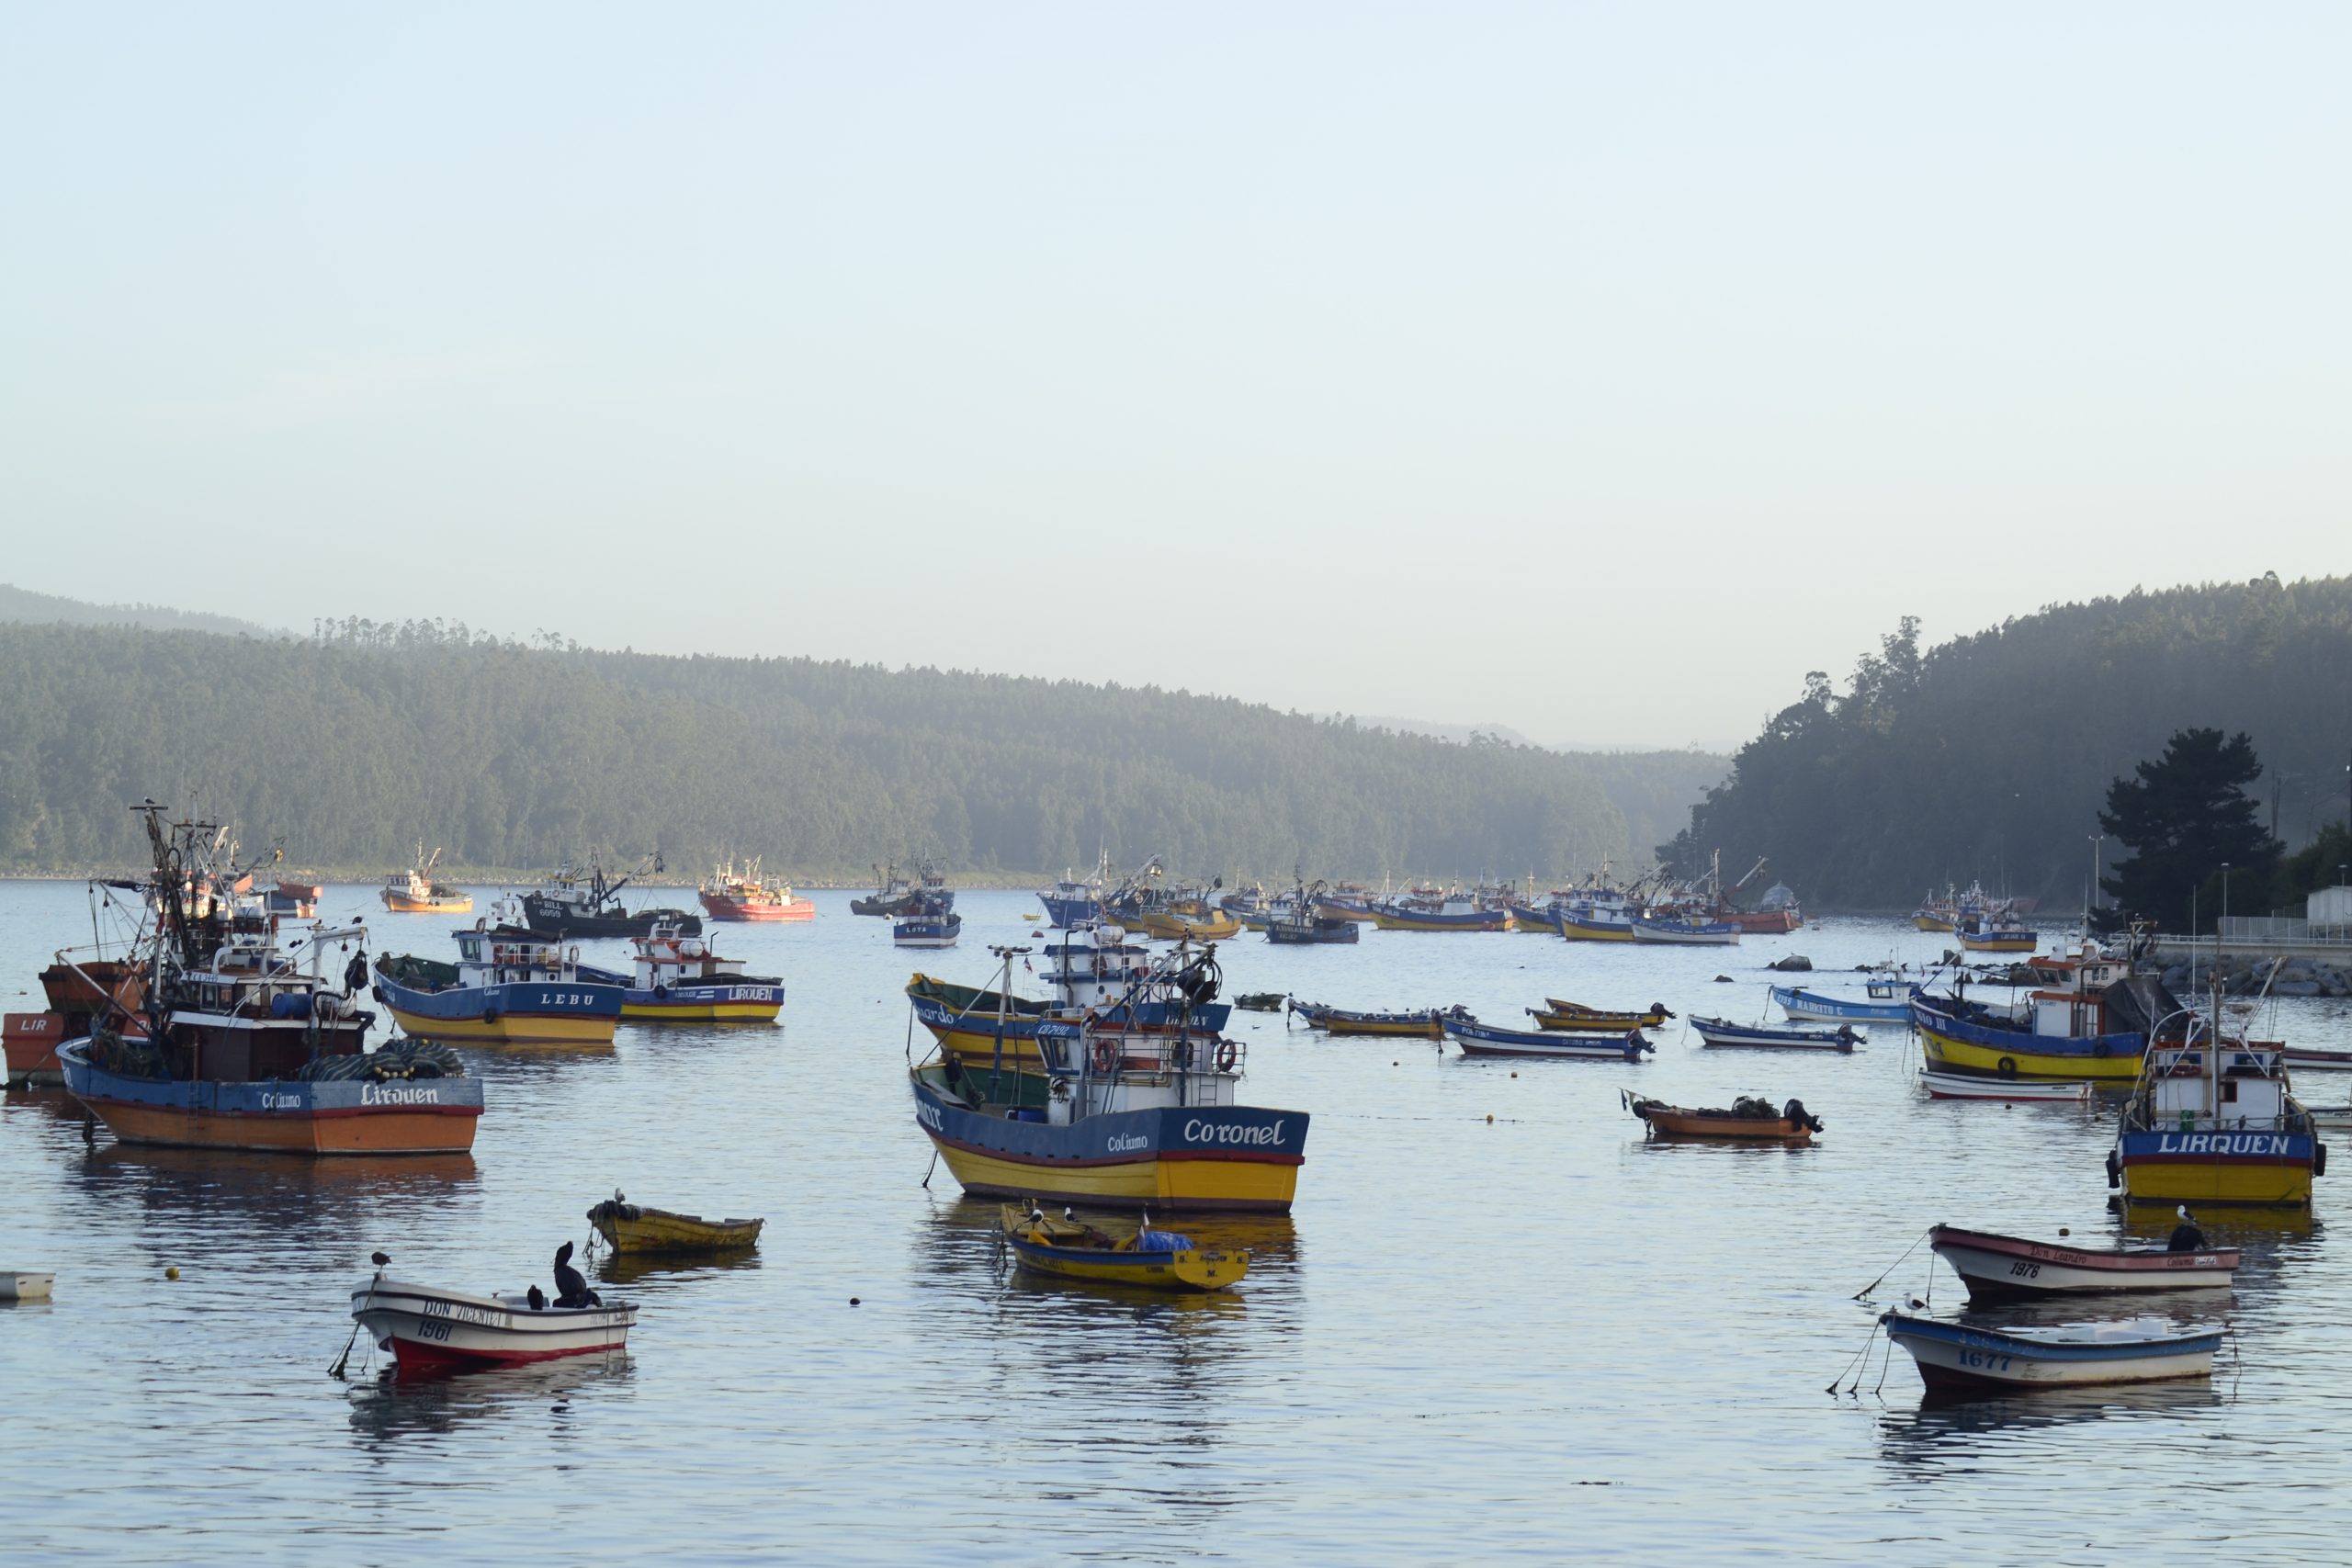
[1443,1014,1650,1060]
[1036,853,1112,927]
[374,915,625,1047]
[1506,902,1563,936]
[1770,979,1918,1024]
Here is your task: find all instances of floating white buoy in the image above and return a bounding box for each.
[0,1272,53,1301]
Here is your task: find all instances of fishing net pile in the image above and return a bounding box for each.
[298,1039,466,1081]
[87,1032,169,1079]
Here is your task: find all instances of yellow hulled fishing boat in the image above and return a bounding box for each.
[1287,1000,1449,1037]
[1911,953,2152,1082]
[586,1195,764,1253]
[1531,999,1673,1032]
[999,1204,1250,1291]
[1138,908,1242,941]
[2109,984,2323,1209]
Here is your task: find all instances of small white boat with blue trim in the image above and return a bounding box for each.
[1879,1311,2222,1392]
[1918,1070,2094,1102]
[1770,976,1917,1024]
[1444,1013,1650,1060]
[1690,1016,1859,1052]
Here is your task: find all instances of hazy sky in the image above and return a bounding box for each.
[6,6,2346,749]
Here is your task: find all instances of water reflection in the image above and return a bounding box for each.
[347,1354,636,1446]
[1878,1379,2226,1472]
[596,1248,764,1289]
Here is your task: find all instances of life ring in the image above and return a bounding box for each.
[1091,1037,1118,1074]
[1216,1040,1238,1072]
[1996,1055,2018,1079]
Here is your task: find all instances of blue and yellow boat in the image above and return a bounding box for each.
[1506,902,1562,935]
[1370,897,1511,932]
[577,924,783,1023]
[373,921,622,1047]
[1911,994,2144,1083]
[2112,1040,2321,1208]
[999,1204,1249,1291]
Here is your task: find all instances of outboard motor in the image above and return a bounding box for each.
[1783,1098,1825,1133]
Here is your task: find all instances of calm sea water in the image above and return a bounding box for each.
[5,882,2351,1565]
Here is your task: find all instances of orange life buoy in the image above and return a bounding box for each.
[1216,1040,1238,1072]
[1091,1037,1118,1074]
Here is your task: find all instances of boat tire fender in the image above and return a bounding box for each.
[2317,1143,2329,1178]
[1996,1056,2018,1079]
[2105,1147,2121,1188]
[2092,1039,2110,1058]
[482,1006,500,1025]
[1216,1040,1237,1072]
[655,985,669,999]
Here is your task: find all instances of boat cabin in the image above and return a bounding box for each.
[628,926,752,987]
[453,923,580,983]
[2133,1045,2298,1134]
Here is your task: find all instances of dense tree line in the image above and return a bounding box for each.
[0,617,1717,881]
[1661,574,2352,912]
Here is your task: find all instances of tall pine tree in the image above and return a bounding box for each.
[2098,728,2280,931]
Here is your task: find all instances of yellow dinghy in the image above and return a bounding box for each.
[587,1194,764,1255]
[999,1204,1249,1292]
[1137,908,1242,941]
[1532,998,1674,1032]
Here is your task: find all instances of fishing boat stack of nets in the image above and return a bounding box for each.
[88,1031,169,1079]
[297,1039,467,1082]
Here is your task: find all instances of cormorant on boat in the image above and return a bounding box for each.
[2169,1205,2206,1252]
[370,1250,390,1268]
[554,1240,600,1308]
[527,1284,548,1311]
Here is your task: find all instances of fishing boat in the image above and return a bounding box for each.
[586,1194,764,1254]
[1911,951,2161,1082]
[999,1204,1250,1292]
[1770,976,1917,1024]
[696,857,814,922]
[59,806,482,1155]
[1927,1224,2238,1302]
[1529,999,1672,1032]
[2109,1012,2323,1208]
[1370,892,1511,932]
[578,923,784,1022]
[1690,1016,1860,1052]
[259,877,321,918]
[853,863,918,918]
[1918,1070,2094,1102]
[521,855,700,939]
[893,882,963,948]
[1137,905,1243,942]
[1726,883,1804,934]
[1447,1015,1648,1060]
[907,929,1223,1071]
[1310,882,1382,924]
[4,1012,68,1088]
[1037,854,1113,927]
[1630,912,1740,945]
[1956,909,2039,953]
[349,1271,636,1375]
[1878,1311,2222,1393]
[1266,885,1361,945]
[380,844,472,914]
[1559,889,1638,942]
[374,914,624,1047]
[1506,899,1563,936]
[1623,1090,1816,1141]
[1287,1000,1447,1039]
[909,945,1309,1213]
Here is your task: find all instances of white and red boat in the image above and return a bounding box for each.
[1928,1223,2238,1302]
[349,1275,636,1375]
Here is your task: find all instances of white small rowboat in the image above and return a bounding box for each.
[1690,1016,1858,1051]
[1880,1311,2222,1393]
[350,1275,636,1375]
[1918,1070,2093,1102]
[1929,1224,2238,1302]
[0,1271,54,1301]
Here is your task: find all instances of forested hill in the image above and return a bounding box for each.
[0,582,277,638]
[0,618,1721,880]
[1660,574,2352,909]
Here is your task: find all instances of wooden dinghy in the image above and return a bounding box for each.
[1288,1000,1446,1038]
[1231,993,1286,1013]
[349,1273,636,1375]
[1623,1089,1817,1141]
[1532,999,1672,1032]
[999,1204,1249,1292]
[1928,1224,2238,1302]
[1879,1311,2222,1393]
[1918,1070,2093,1103]
[1690,1016,1860,1052]
[587,1195,763,1254]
